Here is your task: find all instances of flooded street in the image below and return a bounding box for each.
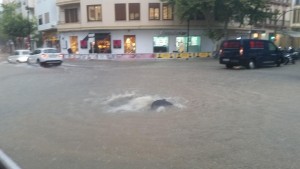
[1,58,300,169]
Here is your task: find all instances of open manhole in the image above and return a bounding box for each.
[102,92,186,113]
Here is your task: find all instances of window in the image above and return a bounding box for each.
[87,5,102,21]
[268,42,277,52]
[153,37,168,53]
[124,35,136,53]
[38,15,43,25]
[129,3,140,20]
[115,3,126,21]
[250,41,264,49]
[70,36,78,53]
[162,3,173,20]
[222,41,240,49]
[33,49,41,54]
[96,34,111,53]
[65,8,78,23]
[149,3,160,20]
[293,9,300,23]
[44,12,49,24]
[176,36,201,53]
[44,49,59,53]
[189,36,201,52]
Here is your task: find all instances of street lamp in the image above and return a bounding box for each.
[187,18,190,52]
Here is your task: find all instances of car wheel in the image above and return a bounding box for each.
[39,62,45,67]
[27,58,31,64]
[247,60,256,69]
[226,64,233,69]
[276,59,281,67]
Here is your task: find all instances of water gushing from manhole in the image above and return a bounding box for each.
[102,92,186,113]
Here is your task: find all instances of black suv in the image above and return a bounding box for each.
[219,39,283,69]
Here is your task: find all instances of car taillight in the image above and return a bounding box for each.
[239,47,244,56]
[41,54,48,58]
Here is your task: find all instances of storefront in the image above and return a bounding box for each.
[175,36,201,53]
[43,31,60,50]
[59,29,212,55]
[93,33,111,53]
[124,35,136,53]
[153,36,168,53]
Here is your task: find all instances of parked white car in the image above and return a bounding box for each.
[27,48,63,67]
[7,49,31,63]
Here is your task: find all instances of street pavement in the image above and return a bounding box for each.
[0,58,300,169]
[0,52,9,62]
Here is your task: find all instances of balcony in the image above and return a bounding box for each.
[57,22,82,32]
[56,0,80,6]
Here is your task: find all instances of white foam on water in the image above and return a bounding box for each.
[103,92,187,113]
[108,96,154,113]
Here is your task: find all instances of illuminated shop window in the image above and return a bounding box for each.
[176,36,201,52]
[90,33,111,53]
[153,36,168,53]
[70,36,78,53]
[124,35,136,53]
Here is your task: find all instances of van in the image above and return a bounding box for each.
[219,39,283,69]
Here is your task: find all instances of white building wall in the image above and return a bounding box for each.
[35,0,58,31]
[55,0,291,54]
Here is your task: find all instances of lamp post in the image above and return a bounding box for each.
[187,18,190,52]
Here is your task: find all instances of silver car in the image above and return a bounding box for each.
[27,48,63,66]
[7,49,31,63]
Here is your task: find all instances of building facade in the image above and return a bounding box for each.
[35,0,59,49]
[251,0,293,48]
[290,0,300,48]
[33,0,298,54]
[55,0,215,55]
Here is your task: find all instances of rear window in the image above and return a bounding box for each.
[44,49,58,53]
[249,41,264,49]
[222,41,240,49]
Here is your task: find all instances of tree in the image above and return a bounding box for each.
[0,2,36,46]
[161,0,272,40]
